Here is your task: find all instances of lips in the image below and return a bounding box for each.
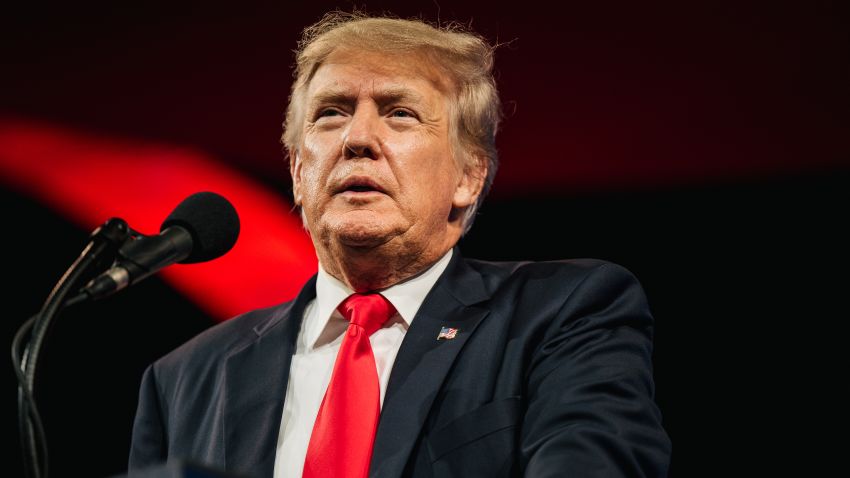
[334,176,388,195]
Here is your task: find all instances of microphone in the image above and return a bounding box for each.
[83,192,240,300]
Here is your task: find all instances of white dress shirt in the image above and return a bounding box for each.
[273,249,453,478]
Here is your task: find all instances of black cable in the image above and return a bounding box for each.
[11,296,84,478]
[17,249,101,478]
[12,296,85,478]
[24,248,100,399]
[12,315,43,478]
[13,217,128,478]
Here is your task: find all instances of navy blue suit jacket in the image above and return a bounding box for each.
[128,250,671,477]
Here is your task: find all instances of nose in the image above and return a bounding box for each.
[342,106,381,160]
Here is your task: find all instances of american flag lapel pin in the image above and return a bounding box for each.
[437,326,459,340]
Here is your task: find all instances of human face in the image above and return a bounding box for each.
[291,48,481,262]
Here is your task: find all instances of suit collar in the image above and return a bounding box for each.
[371,248,492,478]
[380,247,454,325]
[304,248,455,349]
[248,274,317,338]
[223,274,317,476]
[222,248,491,478]
[437,246,489,306]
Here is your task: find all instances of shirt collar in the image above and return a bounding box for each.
[305,248,454,349]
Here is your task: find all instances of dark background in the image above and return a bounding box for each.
[2,1,848,476]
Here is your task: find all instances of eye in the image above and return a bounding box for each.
[389,109,415,119]
[316,108,343,119]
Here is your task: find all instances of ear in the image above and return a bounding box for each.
[452,155,488,210]
[289,149,303,207]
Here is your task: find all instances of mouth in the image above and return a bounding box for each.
[334,176,388,195]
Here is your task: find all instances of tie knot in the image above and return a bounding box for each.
[337,293,397,336]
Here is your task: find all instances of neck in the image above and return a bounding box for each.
[318,242,453,292]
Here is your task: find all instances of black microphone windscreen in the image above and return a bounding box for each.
[160,192,240,264]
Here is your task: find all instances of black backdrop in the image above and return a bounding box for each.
[3,1,848,477]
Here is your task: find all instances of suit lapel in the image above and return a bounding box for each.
[223,275,317,477]
[370,251,491,478]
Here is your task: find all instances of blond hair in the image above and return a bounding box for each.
[281,11,501,233]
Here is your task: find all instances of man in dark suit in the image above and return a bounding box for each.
[128,12,671,478]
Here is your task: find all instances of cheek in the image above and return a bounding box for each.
[392,144,459,209]
[299,135,338,201]
[299,167,322,203]
[388,130,453,170]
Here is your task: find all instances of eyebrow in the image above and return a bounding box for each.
[309,86,425,110]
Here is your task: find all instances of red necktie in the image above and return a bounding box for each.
[302,293,397,478]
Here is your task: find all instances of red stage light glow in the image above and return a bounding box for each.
[0,117,317,321]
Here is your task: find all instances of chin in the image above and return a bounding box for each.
[331,219,398,249]
[338,231,388,248]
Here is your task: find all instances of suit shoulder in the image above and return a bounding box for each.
[151,300,295,377]
[462,256,653,346]
[465,257,639,290]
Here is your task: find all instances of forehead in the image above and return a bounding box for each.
[305,48,452,102]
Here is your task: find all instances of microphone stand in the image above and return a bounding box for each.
[11,218,130,478]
